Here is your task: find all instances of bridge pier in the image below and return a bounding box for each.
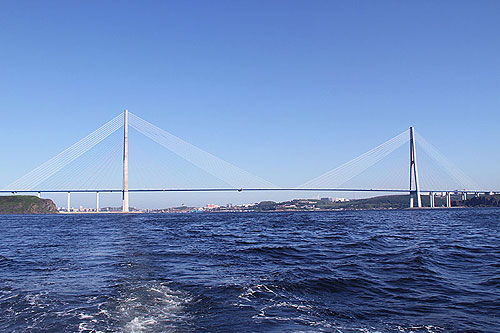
[96,192,100,212]
[37,192,41,198]
[429,192,435,208]
[446,192,452,208]
[461,192,467,201]
[67,192,71,212]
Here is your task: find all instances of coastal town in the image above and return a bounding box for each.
[58,197,351,213]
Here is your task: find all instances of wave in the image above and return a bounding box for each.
[114,281,194,332]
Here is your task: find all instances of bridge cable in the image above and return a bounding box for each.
[5,113,124,190]
[128,112,275,189]
[416,132,480,190]
[299,129,410,188]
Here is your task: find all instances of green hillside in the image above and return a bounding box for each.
[0,196,59,214]
[254,194,450,211]
[315,195,448,210]
[455,194,500,207]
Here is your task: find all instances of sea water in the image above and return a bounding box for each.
[1,209,499,332]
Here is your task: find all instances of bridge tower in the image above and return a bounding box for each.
[409,126,422,208]
[122,109,129,212]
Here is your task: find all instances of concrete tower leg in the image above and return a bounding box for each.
[122,109,129,213]
[409,127,422,208]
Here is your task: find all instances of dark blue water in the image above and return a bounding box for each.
[1,209,499,332]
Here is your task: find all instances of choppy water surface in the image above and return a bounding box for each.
[1,209,499,332]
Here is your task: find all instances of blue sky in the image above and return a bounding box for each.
[1,1,499,207]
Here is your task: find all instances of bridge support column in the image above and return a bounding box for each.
[462,192,467,201]
[429,192,435,208]
[409,127,422,208]
[96,192,100,212]
[67,192,71,212]
[37,192,41,198]
[446,192,452,208]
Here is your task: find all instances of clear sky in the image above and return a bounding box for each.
[1,1,499,208]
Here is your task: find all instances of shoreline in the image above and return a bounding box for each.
[52,205,487,215]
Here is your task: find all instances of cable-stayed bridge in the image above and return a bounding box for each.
[2,110,495,212]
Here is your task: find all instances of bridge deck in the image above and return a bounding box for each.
[1,188,496,194]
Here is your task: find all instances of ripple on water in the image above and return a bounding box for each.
[0,209,499,331]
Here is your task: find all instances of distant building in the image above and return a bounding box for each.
[320,197,349,202]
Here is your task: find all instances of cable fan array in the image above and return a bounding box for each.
[5,112,275,191]
[299,130,410,189]
[4,112,482,193]
[6,114,124,190]
[128,112,276,189]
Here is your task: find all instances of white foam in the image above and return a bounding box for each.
[78,313,94,319]
[117,282,192,332]
[124,316,158,332]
